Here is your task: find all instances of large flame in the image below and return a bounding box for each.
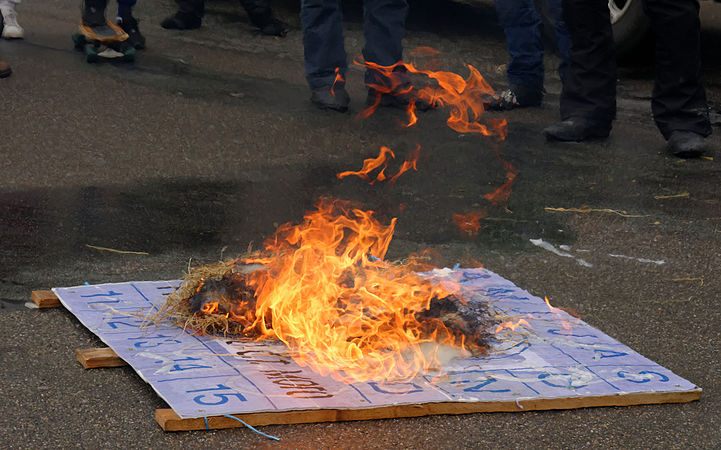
[235,199,474,383]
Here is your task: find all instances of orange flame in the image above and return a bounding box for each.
[200,301,219,315]
[452,210,487,237]
[355,57,507,139]
[337,145,421,185]
[330,67,344,97]
[239,199,472,382]
[495,318,530,334]
[544,296,573,332]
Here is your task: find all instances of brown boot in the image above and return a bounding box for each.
[0,60,11,78]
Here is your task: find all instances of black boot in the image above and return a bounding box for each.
[667,130,710,158]
[161,11,201,30]
[240,0,288,36]
[543,117,611,142]
[118,13,145,49]
[366,87,433,112]
[311,85,350,112]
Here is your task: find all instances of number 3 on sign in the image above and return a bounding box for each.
[186,384,247,405]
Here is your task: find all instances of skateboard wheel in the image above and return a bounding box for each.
[72,33,86,50]
[123,46,136,62]
[85,45,99,63]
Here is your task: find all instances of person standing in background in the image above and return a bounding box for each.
[543,0,712,158]
[488,0,570,110]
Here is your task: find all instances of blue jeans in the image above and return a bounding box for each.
[494,0,569,90]
[301,0,408,89]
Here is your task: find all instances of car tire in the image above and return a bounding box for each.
[610,0,651,57]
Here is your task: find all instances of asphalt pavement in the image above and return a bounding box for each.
[1,0,720,448]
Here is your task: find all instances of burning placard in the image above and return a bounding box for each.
[155,198,496,383]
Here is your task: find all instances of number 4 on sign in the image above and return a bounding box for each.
[186,384,247,405]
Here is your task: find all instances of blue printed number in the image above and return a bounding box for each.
[461,378,511,393]
[186,384,247,405]
[617,370,669,384]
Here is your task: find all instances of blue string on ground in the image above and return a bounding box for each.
[200,415,280,440]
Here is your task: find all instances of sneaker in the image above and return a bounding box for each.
[486,85,542,111]
[1,5,24,39]
[161,12,201,30]
[118,14,146,49]
[311,85,350,112]
[667,130,709,158]
[0,59,11,78]
[543,117,611,142]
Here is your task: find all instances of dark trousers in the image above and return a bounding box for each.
[494,0,570,90]
[176,0,272,25]
[300,0,408,89]
[560,0,710,138]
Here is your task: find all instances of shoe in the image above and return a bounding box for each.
[366,87,433,111]
[0,60,11,78]
[311,85,350,112]
[161,12,201,30]
[543,117,611,142]
[118,14,146,49]
[667,130,709,158]
[486,85,543,111]
[1,6,24,39]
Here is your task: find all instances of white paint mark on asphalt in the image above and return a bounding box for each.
[530,239,593,267]
[608,254,665,265]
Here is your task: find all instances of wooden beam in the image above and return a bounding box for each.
[76,347,127,369]
[31,290,61,308]
[155,389,701,431]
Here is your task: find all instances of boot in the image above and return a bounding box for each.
[667,130,710,158]
[240,0,288,37]
[160,11,201,30]
[543,117,611,142]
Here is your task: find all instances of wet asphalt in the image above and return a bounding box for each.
[1,0,720,448]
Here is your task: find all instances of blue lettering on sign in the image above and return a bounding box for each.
[170,357,212,372]
[483,287,516,297]
[594,349,628,359]
[81,291,123,298]
[547,329,597,338]
[460,272,491,283]
[538,373,588,389]
[130,337,183,349]
[617,370,669,384]
[186,384,247,405]
[456,378,511,393]
[368,382,423,395]
[106,320,142,329]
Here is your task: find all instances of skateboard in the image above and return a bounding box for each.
[72,21,135,63]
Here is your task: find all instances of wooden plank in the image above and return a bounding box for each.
[155,389,702,431]
[31,290,61,308]
[76,347,127,369]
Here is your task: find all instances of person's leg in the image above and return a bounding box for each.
[161,0,203,29]
[361,0,408,89]
[117,0,145,49]
[301,0,349,111]
[545,0,570,83]
[238,0,288,36]
[0,0,23,39]
[645,0,710,156]
[493,0,544,103]
[544,0,615,141]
